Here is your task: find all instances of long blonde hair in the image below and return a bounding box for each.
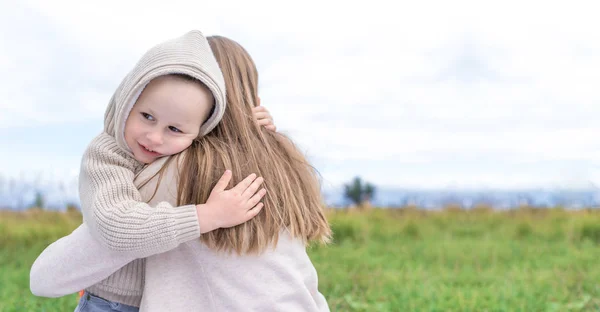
[176,35,331,254]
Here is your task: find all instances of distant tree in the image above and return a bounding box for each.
[344,177,362,205]
[343,176,376,209]
[32,191,45,209]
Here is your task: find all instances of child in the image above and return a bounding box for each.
[72,30,271,309]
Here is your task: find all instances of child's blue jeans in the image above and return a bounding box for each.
[74,291,139,312]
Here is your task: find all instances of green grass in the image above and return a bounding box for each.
[0,209,81,312]
[3,207,600,311]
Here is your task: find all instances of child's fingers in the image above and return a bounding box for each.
[257,118,273,126]
[212,170,232,193]
[265,125,277,132]
[253,106,267,112]
[242,177,264,199]
[246,202,264,219]
[231,173,258,194]
[254,112,271,120]
[247,188,267,208]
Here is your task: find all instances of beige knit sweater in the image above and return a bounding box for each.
[78,30,226,306]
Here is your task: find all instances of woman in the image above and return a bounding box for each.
[31,35,331,312]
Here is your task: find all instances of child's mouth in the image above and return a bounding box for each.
[139,143,161,157]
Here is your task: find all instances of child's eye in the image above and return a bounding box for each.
[169,126,182,133]
[141,113,155,121]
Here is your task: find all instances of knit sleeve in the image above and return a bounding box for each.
[79,133,201,255]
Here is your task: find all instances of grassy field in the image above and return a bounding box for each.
[2,206,600,311]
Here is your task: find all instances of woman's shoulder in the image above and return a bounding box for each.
[133,153,187,203]
[134,152,187,187]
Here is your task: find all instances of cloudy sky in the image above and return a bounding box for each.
[1,0,600,191]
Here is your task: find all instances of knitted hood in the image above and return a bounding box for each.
[103,30,226,154]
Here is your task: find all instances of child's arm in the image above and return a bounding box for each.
[80,133,264,256]
[80,133,198,255]
[30,223,135,297]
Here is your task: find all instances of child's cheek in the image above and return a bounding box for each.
[171,138,195,155]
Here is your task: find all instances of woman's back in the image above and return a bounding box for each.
[142,232,327,311]
[138,157,329,311]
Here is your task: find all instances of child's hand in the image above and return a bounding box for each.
[196,170,266,234]
[253,106,276,132]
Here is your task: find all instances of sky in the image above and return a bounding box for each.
[1,0,600,193]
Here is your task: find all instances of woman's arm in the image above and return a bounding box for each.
[29,223,137,297]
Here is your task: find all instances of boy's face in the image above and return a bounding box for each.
[124,75,214,164]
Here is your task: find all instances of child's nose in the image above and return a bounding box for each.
[147,131,163,145]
